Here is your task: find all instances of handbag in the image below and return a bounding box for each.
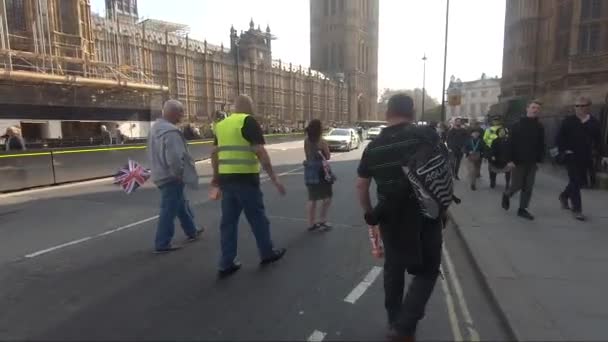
[318,151,337,184]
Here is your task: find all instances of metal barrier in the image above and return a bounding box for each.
[0,134,302,193]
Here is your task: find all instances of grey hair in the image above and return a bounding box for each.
[575,96,592,106]
[163,99,184,117]
[234,94,254,114]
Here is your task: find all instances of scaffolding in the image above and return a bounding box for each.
[0,0,166,91]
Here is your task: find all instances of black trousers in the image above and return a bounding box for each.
[452,151,463,178]
[380,216,443,336]
[561,159,586,213]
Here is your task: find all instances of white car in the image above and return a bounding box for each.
[367,126,385,140]
[325,128,360,151]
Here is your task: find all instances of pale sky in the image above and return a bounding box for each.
[91,0,506,102]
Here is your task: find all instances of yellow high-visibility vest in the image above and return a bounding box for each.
[484,125,502,147]
[216,113,260,174]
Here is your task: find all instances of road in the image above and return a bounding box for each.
[0,140,511,341]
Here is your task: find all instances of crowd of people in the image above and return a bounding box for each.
[443,97,607,221]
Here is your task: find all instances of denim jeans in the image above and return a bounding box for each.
[219,182,275,270]
[155,181,198,250]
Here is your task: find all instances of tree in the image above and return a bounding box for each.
[377,88,439,120]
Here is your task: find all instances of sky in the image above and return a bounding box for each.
[91,0,506,102]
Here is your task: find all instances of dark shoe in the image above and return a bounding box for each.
[307,223,320,232]
[470,184,477,191]
[260,248,287,265]
[573,211,586,221]
[454,175,460,181]
[187,228,205,242]
[502,193,510,210]
[558,195,570,210]
[153,246,182,254]
[517,208,534,220]
[490,181,496,189]
[218,262,242,278]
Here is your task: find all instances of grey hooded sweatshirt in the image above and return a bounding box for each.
[148,118,198,189]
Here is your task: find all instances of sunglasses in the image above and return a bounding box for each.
[575,104,590,108]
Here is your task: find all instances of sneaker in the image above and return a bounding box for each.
[558,195,570,210]
[573,212,586,221]
[501,193,510,210]
[154,246,182,254]
[187,228,205,242]
[218,262,242,278]
[517,208,534,220]
[260,248,287,265]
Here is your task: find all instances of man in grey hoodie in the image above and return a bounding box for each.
[148,100,203,253]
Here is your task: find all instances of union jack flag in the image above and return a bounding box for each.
[114,159,151,194]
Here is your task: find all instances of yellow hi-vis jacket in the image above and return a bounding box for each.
[215,113,260,174]
[484,125,502,148]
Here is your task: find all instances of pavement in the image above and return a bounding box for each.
[0,139,510,341]
[450,161,608,341]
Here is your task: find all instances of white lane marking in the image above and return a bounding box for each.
[443,245,481,342]
[25,237,93,258]
[440,265,464,342]
[307,330,327,342]
[21,166,304,259]
[97,216,160,237]
[344,266,383,304]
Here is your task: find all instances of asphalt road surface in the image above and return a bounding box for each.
[0,140,512,341]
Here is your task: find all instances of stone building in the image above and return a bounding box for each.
[447,74,501,122]
[0,0,350,142]
[310,0,379,121]
[500,0,608,117]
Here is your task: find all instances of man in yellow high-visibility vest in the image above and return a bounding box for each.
[211,94,287,278]
[484,116,506,188]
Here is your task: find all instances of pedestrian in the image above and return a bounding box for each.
[488,127,511,190]
[100,125,112,145]
[556,96,607,221]
[3,126,26,151]
[463,129,487,191]
[446,118,469,180]
[148,100,204,253]
[303,119,333,232]
[501,99,545,220]
[211,94,287,278]
[356,93,442,342]
[484,116,506,188]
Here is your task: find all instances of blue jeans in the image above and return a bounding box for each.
[219,182,274,270]
[155,181,198,250]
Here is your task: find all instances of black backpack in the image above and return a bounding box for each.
[402,130,454,220]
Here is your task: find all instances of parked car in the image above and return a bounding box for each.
[366,125,385,140]
[324,128,360,151]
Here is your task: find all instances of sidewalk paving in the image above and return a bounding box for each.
[450,162,608,341]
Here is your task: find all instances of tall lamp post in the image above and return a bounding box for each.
[440,0,451,123]
[231,36,241,96]
[421,54,427,120]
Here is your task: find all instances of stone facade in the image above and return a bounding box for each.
[501,0,608,112]
[310,0,379,121]
[447,74,501,122]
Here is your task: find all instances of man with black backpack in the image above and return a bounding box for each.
[356,94,448,342]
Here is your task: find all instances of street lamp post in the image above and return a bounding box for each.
[232,36,241,96]
[440,0,450,123]
[422,54,427,120]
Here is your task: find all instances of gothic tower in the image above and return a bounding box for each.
[106,0,138,24]
[310,0,379,121]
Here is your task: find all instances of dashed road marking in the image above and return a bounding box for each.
[344,266,383,304]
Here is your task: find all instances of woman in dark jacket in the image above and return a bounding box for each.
[3,127,26,151]
[489,127,511,190]
[303,119,333,232]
